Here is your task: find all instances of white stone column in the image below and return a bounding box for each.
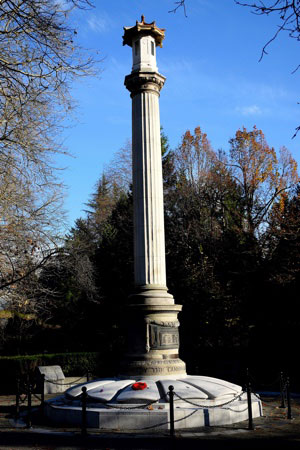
[132,87,166,287]
[122,18,186,376]
[126,72,174,306]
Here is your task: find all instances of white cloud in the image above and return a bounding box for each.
[87,14,111,33]
[235,105,263,116]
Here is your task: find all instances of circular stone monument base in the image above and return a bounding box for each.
[45,375,262,431]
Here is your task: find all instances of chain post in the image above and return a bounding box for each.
[169,385,175,438]
[246,380,254,430]
[280,371,286,408]
[286,377,292,419]
[86,370,90,382]
[81,386,87,436]
[26,376,32,429]
[15,376,20,420]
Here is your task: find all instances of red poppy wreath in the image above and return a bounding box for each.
[132,382,148,390]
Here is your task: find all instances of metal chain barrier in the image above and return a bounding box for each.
[15,372,46,420]
[95,392,169,410]
[77,387,204,435]
[248,370,294,420]
[43,370,297,436]
[78,385,249,436]
[46,391,169,411]
[47,388,246,412]
[43,375,88,386]
[252,391,262,401]
[18,394,28,405]
[139,408,199,431]
[173,390,245,408]
[15,376,34,428]
[32,393,42,402]
[48,381,295,436]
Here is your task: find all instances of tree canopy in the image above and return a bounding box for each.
[0,0,98,346]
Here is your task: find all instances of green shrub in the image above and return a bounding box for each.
[0,352,102,394]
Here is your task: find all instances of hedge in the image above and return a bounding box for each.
[0,352,104,394]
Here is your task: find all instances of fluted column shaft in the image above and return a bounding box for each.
[125,72,168,289]
[132,88,166,287]
[122,69,186,376]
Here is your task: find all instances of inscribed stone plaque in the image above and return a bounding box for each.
[150,324,179,349]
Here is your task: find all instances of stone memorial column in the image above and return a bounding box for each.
[122,17,186,377]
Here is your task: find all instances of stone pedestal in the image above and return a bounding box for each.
[120,302,186,376]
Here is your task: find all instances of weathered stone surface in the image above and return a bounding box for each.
[45,376,262,429]
[117,379,160,403]
[65,379,116,399]
[38,366,65,394]
[127,75,167,288]
[120,358,186,377]
[120,303,186,376]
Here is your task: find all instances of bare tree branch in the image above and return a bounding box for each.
[235,1,300,136]
[169,1,187,17]
[0,0,99,330]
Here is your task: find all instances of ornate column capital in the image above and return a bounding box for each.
[124,72,166,97]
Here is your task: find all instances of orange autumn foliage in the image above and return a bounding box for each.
[229,126,299,234]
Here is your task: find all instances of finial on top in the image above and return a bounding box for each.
[123,17,165,48]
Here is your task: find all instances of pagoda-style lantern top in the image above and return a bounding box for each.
[123,15,165,73]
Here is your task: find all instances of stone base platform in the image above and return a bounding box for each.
[44,375,262,431]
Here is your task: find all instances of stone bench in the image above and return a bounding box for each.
[37,366,88,394]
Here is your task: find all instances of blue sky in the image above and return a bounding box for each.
[58,0,300,227]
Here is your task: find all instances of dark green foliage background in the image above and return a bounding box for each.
[0,352,102,394]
